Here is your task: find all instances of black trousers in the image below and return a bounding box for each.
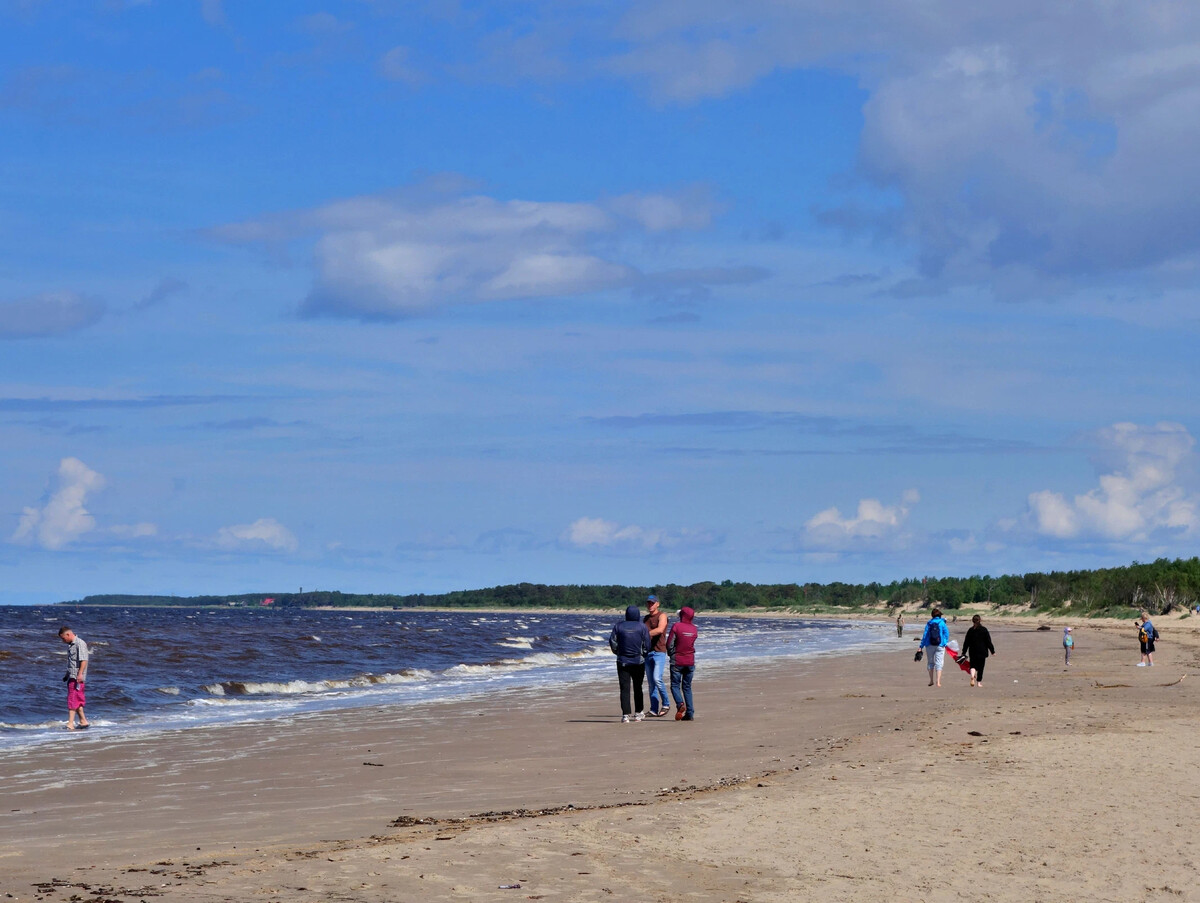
[970,655,987,680]
[617,662,645,715]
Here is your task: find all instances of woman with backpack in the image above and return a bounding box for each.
[920,608,949,688]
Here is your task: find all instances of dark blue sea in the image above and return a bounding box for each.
[0,605,896,750]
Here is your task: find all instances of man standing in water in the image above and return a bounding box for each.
[58,626,90,730]
[643,595,670,716]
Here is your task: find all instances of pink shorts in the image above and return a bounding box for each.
[67,679,87,710]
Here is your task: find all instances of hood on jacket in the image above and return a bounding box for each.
[625,605,641,621]
[679,606,695,623]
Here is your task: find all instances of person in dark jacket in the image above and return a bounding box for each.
[962,614,995,687]
[609,605,651,722]
[667,607,698,721]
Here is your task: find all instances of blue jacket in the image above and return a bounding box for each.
[922,617,947,648]
[609,605,651,665]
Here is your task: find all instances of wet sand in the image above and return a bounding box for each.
[4,620,1200,902]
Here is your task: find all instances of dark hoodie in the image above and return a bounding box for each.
[667,607,697,666]
[609,605,651,665]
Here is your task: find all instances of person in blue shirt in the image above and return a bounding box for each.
[1136,612,1157,667]
[921,608,949,687]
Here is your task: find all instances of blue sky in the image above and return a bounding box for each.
[3,1,1200,603]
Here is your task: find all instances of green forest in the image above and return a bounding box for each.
[65,556,1200,617]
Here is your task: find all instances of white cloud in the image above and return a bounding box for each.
[11,457,106,550]
[108,522,159,539]
[0,292,104,339]
[1027,422,1198,541]
[216,518,299,553]
[476,1,1200,285]
[563,516,718,554]
[803,488,919,550]
[379,46,427,86]
[199,0,224,27]
[213,183,751,318]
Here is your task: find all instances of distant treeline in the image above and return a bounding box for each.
[64,557,1200,617]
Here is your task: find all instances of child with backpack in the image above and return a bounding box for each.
[1136,613,1158,667]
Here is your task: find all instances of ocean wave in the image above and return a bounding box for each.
[497,635,542,649]
[203,668,434,696]
[444,647,607,676]
[0,719,63,731]
[155,686,182,695]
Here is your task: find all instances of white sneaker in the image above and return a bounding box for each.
[621,714,631,723]
[1137,662,1147,667]
[634,712,645,722]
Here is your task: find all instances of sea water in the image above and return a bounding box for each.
[0,605,896,750]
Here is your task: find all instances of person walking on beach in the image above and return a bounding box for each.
[667,606,698,721]
[1137,613,1157,667]
[644,595,670,717]
[962,614,995,687]
[58,626,90,730]
[921,608,948,688]
[1063,626,1074,666]
[896,612,904,637]
[609,605,651,722]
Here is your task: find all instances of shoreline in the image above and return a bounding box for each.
[7,620,1200,900]
[51,600,1194,629]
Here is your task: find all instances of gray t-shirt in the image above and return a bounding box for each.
[66,638,89,679]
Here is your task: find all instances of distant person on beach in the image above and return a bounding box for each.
[896,612,904,637]
[58,626,90,730]
[921,608,948,687]
[609,605,651,722]
[1137,613,1157,666]
[962,615,995,687]
[644,595,670,717]
[1063,627,1074,666]
[667,607,698,721]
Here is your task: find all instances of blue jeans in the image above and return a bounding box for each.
[646,651,669,713]
[670,664,694,716]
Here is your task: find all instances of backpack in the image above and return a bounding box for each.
[928,622,942,647]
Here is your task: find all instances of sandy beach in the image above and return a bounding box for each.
[4,618,1200,902]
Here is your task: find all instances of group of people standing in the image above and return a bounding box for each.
[609,595,697,723]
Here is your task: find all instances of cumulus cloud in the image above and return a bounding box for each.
[1027,422,1198,541]
[132,277,187,312]
[563,516,718,554]
[378,46,427,86]
[803,489,920,550]
[199,0,225,27]
[212,182,752,318]
[11,457,106,550]
[0,292,104,338]
[216,518,299,553]
[463,1,1200,286]
[108,522,158,539]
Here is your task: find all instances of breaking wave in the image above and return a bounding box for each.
[204,668,434,696]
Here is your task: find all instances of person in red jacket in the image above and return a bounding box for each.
[666,607,698,721]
